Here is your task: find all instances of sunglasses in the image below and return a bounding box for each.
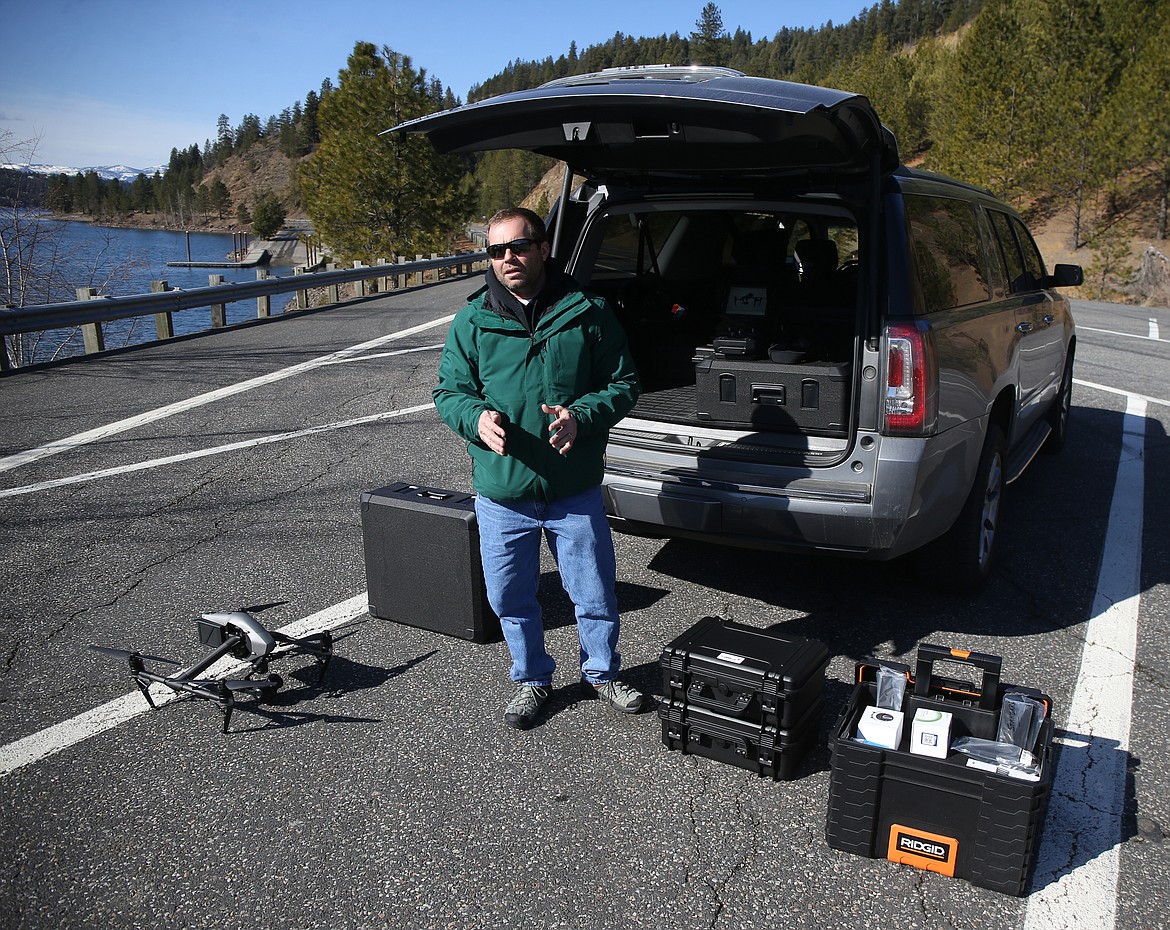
[486,238,541,260]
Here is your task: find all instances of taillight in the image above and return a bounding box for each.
[883,322,935,434]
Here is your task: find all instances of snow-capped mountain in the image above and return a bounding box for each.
[14,163,168,182]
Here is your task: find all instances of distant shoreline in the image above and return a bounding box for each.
[49,210,307,234]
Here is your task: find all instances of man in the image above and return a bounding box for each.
[433,206,644,729]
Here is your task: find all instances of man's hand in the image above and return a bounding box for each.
[478,409,507,455]
[542,403,577,455]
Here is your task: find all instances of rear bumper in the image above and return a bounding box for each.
[602,423,980,559]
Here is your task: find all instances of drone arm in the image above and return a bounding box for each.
[172,634,245,681]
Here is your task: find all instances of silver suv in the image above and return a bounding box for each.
[397,66,1082,592]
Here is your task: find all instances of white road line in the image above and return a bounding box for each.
[0,592,371,779]
[0,315,454,475]
[1074,378,1170,409]
[1078,324,1167,344]
[1023,395,1145,929]
[0,403,435,499]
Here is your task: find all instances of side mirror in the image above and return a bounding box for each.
[1046,264,1084,288]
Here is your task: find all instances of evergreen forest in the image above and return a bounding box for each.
[8,0,1168,300]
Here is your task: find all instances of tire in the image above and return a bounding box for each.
[916,425,1006,594]
[1042,350,1074,454]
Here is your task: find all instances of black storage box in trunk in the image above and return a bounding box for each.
[694,350,851,434]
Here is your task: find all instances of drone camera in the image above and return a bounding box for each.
[196,618,228,648]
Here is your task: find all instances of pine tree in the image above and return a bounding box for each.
[691,3,731,67]
[1106,0,1170,240]
[251,192,286,238]
[927,0,1047,205]
[299,41,473,262]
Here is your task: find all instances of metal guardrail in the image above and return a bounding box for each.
[0,250,487,369]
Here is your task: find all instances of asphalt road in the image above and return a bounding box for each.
[0,285,1166,930]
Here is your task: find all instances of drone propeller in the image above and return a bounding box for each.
[89,645,180,665]
[238,600,288,614]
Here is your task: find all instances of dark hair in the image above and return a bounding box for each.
[487,207,547,243]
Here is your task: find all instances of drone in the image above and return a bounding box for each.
[90,603,333,732]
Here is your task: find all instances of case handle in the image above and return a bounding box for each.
[405,486,453,501]
[913,643,1001,711]
[686,680,753,717]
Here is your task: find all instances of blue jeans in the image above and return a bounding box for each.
[475,486,620,688]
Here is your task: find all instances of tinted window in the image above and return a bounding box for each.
[905,194,991,312]
[989,210,1046,293]
[590,213,684,280]
[989,211,1025,292]
[1012,216,1047,288]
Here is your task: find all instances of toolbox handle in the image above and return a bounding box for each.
[913,644,1001,711]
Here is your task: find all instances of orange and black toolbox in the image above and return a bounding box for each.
[825,644,1055,896]
[658,616,829,780]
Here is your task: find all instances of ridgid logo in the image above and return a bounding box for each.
[897,833,950,862]
[886,824,958,877]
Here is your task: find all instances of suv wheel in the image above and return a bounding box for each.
[917,425,1006,593]
[1042,350,1074,454]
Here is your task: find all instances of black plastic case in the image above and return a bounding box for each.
[659,695,824,780]
[658,616,829,779]
[694,352,851,434]
[660,615,830,729]
[825,644,1055,896]
[360,482,501,643]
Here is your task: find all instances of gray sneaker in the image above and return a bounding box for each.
[504,684,550,730]
[584,679,645,714]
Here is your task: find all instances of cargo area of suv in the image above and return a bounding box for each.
[576,199,861,444]
[395,65,1081,591]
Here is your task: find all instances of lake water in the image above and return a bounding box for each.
[8,217,292,363]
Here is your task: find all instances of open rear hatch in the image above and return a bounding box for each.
[390,66,898,182]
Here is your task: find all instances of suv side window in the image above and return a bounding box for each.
[1012,216,1047,290]
[989,210,1025,292]
[590,212,684,281]
[989,210,1047,293]
[905,194,992,313]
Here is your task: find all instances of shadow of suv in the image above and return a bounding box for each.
[395,65,1083,593]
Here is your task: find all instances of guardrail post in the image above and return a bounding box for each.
[377,258,389,293]
[256,269,271,318]
[75,287,105,353]
[1,310,13,372]
[414,255,425,287]
[394,256,404,290]
[326,263,340,304]
[208,274,227,327]
[150,280,174,339]
[294,267,308,311]
[353,260,367,297]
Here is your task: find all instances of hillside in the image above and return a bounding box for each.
[199,137,308,227]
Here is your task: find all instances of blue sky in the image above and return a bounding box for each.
[2,0,871,170]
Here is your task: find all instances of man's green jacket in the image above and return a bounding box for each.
[433,279,640,503]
